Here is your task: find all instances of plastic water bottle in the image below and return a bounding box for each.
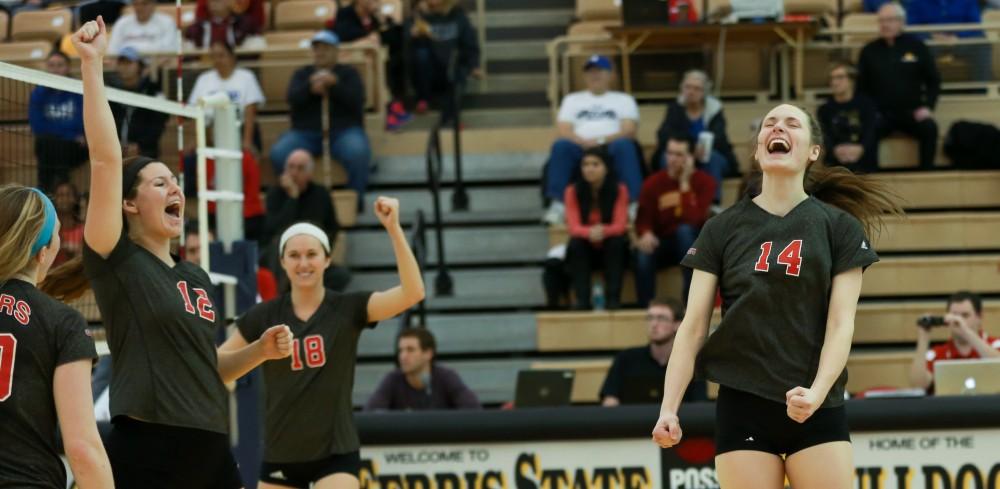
[592,282,605,311]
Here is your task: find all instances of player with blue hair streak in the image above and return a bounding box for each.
[0,185,113,489]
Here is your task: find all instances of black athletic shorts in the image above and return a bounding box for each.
[715,385,851,457]
[260,451,361,488]
[104,417,243,489]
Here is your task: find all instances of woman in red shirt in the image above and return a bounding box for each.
[563,147,629,310]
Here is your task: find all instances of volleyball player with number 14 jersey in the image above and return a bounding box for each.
[652,104,902,489]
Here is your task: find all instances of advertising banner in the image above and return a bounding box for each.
[360,429,1000,489]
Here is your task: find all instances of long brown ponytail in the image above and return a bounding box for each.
[743,106,904,238]
[40,156,153,301]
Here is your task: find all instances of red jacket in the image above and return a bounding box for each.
[635,170,715,237]
[564,183,629,240]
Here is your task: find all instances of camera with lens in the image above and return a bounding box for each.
[917,315,947,329]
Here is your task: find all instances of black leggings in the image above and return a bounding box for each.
[714,385,851,457]
[105,417,243,489]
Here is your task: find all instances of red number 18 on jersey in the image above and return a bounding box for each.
[754,240,804,277]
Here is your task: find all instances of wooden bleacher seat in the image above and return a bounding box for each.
[264,29,315,49]
[863,255,1000,297]
[873,171,1000,210]
[876,212,1000,252]
[154,5,197,29]
[11,8,72,43]
[852,301,1000,344]
[785,0,836,17]
[531,351,917,401]
[0,10,8,41]
[0,39,50,67]
[845,350,913,393]
[841,13,878,45]
[273,0,336,31]
[536,301,1000,352]
[332,189,358,227]
[576,0,621,21]
[841,0,863,14]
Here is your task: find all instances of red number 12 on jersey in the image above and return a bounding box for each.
[754,240,803,276]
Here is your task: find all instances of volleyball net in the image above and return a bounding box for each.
[0,60,245,322]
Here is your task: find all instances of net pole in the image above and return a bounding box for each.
[175,0,187,250]
[196,113,210,272]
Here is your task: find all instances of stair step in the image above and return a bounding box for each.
[486,9,574,28]
[487,25,568,41]
[347,226,548,267]
[467,73,549,94]
[357,186,543,226]
[486,40,549,61]
[358,312,537,357]
[488,59,549,74]
[347,267,546,310]
[370,152,546,186]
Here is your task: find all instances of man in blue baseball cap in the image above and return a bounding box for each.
[268,29,372,208]
[108,45,168,159]
[543,54,643,225]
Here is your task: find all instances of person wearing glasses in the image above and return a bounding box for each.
[600,297,708,406]
[817,60,879,173]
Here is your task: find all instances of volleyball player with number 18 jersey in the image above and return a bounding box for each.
[221,198,425,489]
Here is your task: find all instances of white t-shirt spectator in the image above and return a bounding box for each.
[108,12,180,55]
[557,90,639,140]
[187,68,265,120]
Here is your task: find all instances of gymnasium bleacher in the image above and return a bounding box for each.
[2,0,999,408]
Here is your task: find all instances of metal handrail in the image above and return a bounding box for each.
[398,210,429,330]
[426,124,454,298]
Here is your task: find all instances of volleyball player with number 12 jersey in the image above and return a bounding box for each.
[651,104,902,489]
[46,17,293,488]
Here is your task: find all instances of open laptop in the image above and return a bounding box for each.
[730,0,783,22]
[620,374,663,404]
[933,358,1000,396]
[515,370,575,408]
[622,0,669,26]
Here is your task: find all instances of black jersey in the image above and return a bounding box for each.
[238,290,374,464]
[0,279,97,489]
[82,233,229,434]
[681,196,878,408]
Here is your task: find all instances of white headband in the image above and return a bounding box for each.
[279,223,330,255]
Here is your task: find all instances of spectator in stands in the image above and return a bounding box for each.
[405,0,481,120]
[29,50,87,193]
[818,60,879,173]
[195,0,265,34]
[564,147,629,310]
[331,0,411,131]
[909,291,1000,391]
[184,0,260,48]
[265,149,350,292]
[187,40,265,154]
[52,181,84,267]
[268,31,371,204]
[107,0,178,55]
[651,70,738,200]
[108,47,168,159]
[365,328,481,411]
[543,55,643,225]
[908,0,991,82]
[858,3,941,169]
[600,297,708,406]
[634,135,715,305]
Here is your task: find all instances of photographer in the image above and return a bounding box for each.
[909,291,1000,391]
